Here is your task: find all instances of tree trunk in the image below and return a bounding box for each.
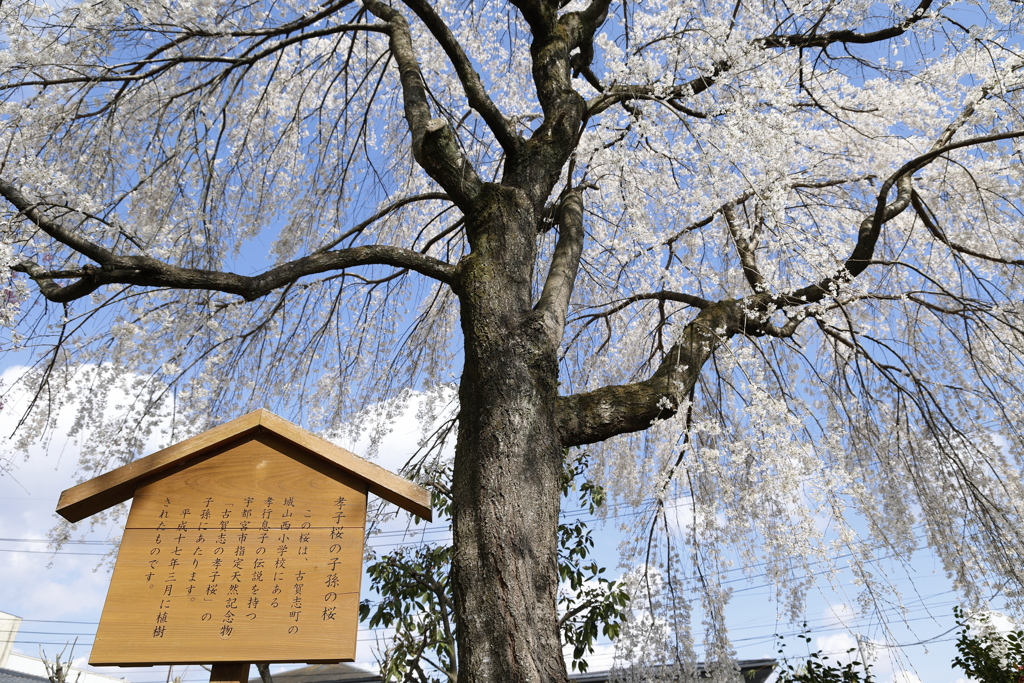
[450,184,568,683]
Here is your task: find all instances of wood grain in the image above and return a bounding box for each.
[57,412,264,523]
[90,436,365,666]
[124,434,369,529]
[257,411,431,520]
[57,409,430,523]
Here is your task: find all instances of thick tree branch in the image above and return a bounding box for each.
[399,0,520,154]
[0,180,114,263]
[362,0,482,207]
[557,300,744,447]
[535,188,586,347]
[566,0,614,75]
[758,0,934,49]
[14,243,456,303]
[504,0,609,204]
[3,178,456,302]
[558,288,816,447]
[780,130,1024,307]
[722,202,765,293]
[588,2,933,118]
[557,120,1023,448]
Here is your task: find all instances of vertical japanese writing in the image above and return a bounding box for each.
[323,538,340,625]
[129,483,361,646]
[150,497,172,637]
[288,569,305,634]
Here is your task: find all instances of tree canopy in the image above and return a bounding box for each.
[2,0,1024,680]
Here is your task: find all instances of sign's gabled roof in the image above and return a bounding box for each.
[56,408,431,523]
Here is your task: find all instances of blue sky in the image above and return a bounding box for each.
[0,362,1013,683]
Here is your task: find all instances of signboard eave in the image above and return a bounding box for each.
[56,408,431,522]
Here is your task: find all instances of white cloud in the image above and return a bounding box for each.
[1,367,454,677]
[0,367,131,678]
[815,632,860,667]
[329,387,457,482]
[821,603,857,630]
[967,609,1017,635]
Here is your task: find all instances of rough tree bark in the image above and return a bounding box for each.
[452,185,566,682]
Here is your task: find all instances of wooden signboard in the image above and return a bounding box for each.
[56,409,430,674]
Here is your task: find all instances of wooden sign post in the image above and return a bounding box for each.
[56,409,431,682]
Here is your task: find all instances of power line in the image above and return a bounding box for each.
[0,538,113,545]
[14,619,100,624]
[0,522,993,679]
[5,588,969,648]
[0,547,111,555]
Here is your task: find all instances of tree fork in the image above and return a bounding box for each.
[556,299,746,448]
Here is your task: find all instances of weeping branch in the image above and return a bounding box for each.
[1,179,457,303]
[557,124,1024,448]
[588,1,933,117]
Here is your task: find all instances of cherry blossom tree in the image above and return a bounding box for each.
[3,0,1024,681]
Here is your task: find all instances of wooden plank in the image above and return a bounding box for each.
[90,437,365,666]
[209,663,250,683]
[57,409,431,523]
[259,411,432,521]
[123,435,369,530]
[57,411,265,523]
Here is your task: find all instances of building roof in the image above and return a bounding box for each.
[569,659,777,683]
[253,659,778,683]
[0,667,48,683]
[248,663,381,683]
[55,409,431,523]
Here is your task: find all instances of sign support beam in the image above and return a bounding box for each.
[209,662,250,683]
